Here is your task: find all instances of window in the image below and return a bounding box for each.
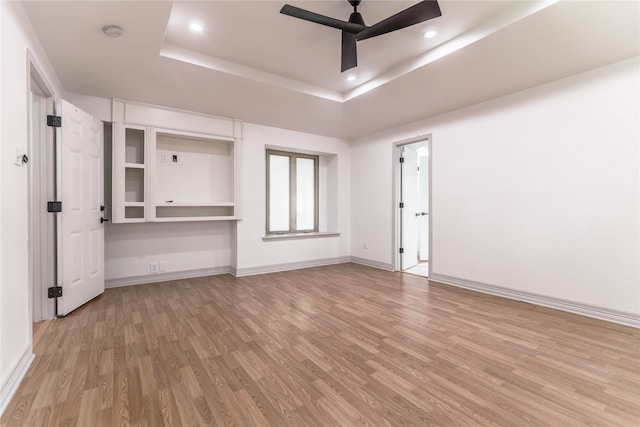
[266,149,319,234]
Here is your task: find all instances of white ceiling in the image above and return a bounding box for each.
[22,1,640,140]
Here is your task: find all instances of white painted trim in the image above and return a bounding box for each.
[429,273,640,328]
[350,257,394,272]
[262,232,340,241]
[160,44,343,103]
[113,98,237,137]
[393,135,432,273]
[106,258,392,286]
[232,257,351,277]
[27,51,56,322]
[105,267,232,288]
[0,345,34,417]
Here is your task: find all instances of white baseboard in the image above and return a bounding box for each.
[106,258,354,285]
[105,266,232,288]
[429,273,640,328]
[232,257,351,277]
[350,256,394,271]
[0,344,34,417]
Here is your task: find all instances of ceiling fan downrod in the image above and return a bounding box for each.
[349,0,365,26]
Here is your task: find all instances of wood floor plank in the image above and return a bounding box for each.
[2,263,639,426]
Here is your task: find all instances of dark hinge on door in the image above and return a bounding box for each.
[48,287,63,298]
[47,201,62,212]
[47,115,61,127]
[399,202,404,208]
[399,157,405,163]
[399,248,404,254]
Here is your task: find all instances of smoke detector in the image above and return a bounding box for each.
[102,25,123,38]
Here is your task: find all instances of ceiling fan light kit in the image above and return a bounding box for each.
[280,0,442,72]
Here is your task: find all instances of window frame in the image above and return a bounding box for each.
[266,149,319,234]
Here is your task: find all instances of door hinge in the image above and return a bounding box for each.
[47,115,61,127]
[48,286,63,298]
[399,248,404,254]
[47,201,62,212]
[399,157,405,163]
[399,202,404,208]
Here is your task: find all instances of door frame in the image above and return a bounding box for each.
[27,51,56,323]
[392,134,432,274]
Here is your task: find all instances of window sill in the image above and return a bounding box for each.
[262,231,340,241]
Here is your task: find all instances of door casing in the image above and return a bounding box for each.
[28,51,56,323]
[392,135,432,274]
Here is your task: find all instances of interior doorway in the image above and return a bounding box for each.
[28,55,56,335]
[396,136,431,277]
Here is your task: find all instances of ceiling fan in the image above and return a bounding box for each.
[280,0,442,72]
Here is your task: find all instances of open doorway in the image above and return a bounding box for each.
[28,54,56,345]
[395,136,431,277]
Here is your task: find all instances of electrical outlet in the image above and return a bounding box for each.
[150,262,159,273]
[364,241,368,249]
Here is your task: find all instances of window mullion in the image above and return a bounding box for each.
[290,155,297,232]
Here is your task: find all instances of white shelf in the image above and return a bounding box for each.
[155,204,234,219]
[125,163,145,169]
[121,218,146,223]
[124,202,145,207]
[155,202,234,207]
[153,216,236,223]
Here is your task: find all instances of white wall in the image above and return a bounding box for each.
[0,0,64,414]
[235,123,351,274]
[105,221,232,282]
[351,57,640,317]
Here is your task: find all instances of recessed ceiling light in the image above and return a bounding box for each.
[347,75,356,81]
[423,30,436,39]
[102,25,123,38]
[190,23,203,32]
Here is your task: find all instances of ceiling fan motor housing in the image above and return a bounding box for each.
[349,12,365,26]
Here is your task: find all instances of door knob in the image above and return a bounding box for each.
[421,212,429,216]
[100,217,109,224]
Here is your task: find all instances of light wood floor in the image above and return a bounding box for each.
[32,320,52,349]
[2,263,639,426]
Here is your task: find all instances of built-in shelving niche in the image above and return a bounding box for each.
[153,131,235,222]
[111,99,241,224]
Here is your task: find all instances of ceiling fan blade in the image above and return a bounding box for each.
[281,4,367,34]
[357,0,441,41]
[341,32,357,72]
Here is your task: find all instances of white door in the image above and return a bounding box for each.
[418,155,429,262]
[401,146,419,270]
[58,100,105,316]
